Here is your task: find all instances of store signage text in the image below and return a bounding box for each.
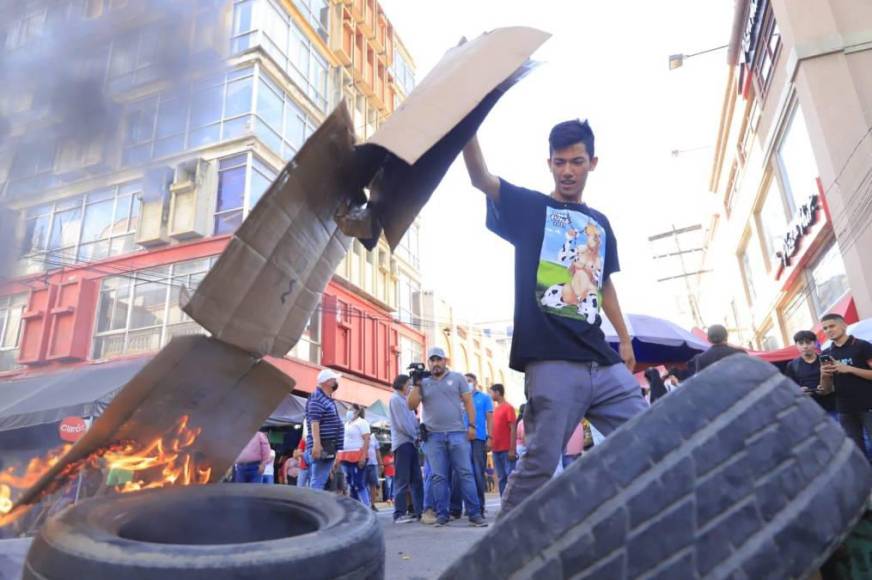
[59,416,87,442]
[777,194,820,269]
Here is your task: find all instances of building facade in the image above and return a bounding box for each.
[696,0,870,349]
[0,0,423,406]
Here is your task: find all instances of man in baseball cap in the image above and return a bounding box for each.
[305,368,344,490]
[408,346,487,527]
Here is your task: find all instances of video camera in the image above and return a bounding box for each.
[407,362,431,384]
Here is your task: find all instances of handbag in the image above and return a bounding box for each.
[338,448,364,463]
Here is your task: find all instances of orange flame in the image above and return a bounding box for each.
[0,415,211,527]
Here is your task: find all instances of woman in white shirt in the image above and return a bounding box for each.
[340,404,371,506]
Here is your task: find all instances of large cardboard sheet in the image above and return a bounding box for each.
[360,27,549,248]
[13,335,293,510]
[367,27,550,165]
[182,104,356,357]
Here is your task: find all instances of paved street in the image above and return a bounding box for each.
[381,496,502,580]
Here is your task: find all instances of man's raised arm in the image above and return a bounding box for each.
[462,135,501,202]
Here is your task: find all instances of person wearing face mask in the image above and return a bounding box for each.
[407,347,487,527]
[339,404,372,506]
[305,369,344,491]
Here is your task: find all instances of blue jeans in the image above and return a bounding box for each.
[423,458,433,511]
[233,462,261,483]
[342,462,371,506]
[492,451,515,496]
[392,442,423,519]
[451,439,487,516]
[261,474,274,484]
[839,412,872,461]
[297,467,310,488]
[305,451,333,491]
[423,431,480,521]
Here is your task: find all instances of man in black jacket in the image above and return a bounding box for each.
[690,324,745,375]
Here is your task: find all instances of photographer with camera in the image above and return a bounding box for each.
[407,347,488,527]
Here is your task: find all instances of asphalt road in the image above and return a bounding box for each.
[381,496,502,580]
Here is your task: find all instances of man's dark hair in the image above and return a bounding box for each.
[793,330,817,344]
[464,373,477,382]
[490,383,505,397]
[351,403,365,418]
[549,119,595,158]
[392,374,410,390]
[707,324,729,344]
[822,313,845,323]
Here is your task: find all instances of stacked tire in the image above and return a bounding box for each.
[441,355,872,579]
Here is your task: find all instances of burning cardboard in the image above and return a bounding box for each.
[5,27,550,521]
[9,336,292,512]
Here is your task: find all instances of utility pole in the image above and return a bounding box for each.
[648,224,709,328]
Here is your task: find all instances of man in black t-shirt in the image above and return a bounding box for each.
[462,119,647,515]
[819,313,872,459]
[784,330,836,419]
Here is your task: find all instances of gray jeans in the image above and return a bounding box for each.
[500,360,648,515]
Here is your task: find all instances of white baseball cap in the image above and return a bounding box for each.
[317,368,341,385]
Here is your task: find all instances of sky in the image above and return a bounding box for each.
[380,0,736,332]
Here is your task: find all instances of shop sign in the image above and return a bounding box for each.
[776,194,820,269]
[741,0,764,64]
[59,416,87,442]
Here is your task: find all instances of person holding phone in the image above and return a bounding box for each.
[784,330,836,420]
[818,314,872,459]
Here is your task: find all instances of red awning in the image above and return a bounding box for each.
[747,345,800,364]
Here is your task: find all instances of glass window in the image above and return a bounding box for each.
[757,178,788,263]
[257,78,283,130]
[92,259,211,359]
[231,0,256,52]
[781,290,815,343]
[810,243,849,315]
[776,105,819,215]
[0,293,28,371]
[213,153,277,235]
[18,182,142,274]
[740,247,758,304]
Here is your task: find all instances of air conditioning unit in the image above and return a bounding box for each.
[168,158,218,240]
[135,166,173,247]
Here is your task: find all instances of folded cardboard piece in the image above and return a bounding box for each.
[182,103,357,358]
[359,26,550,249]
[12,335,293,510]
[9,27,550,516]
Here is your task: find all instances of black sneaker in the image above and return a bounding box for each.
[449,512,462,520]
[469,516,488,528]
[434,517,449,527]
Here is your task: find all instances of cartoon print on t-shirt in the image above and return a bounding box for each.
[537,207,607,323]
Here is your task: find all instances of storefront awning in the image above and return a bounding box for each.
[0,357,151,432]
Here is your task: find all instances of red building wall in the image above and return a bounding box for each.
[0,236,425,400]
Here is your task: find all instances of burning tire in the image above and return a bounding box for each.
[441,355,872,579]
[24,484,383,580]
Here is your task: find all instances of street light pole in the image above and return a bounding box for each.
[669,43,729,70]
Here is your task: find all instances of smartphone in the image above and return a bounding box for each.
[820,354,834,364]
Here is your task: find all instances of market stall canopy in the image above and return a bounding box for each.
[600,313,708,364]
[366,399,391,427]
[264,395,308,426]
[0,357,150,432]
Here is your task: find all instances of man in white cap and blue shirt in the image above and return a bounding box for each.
[305,368,344,491]
[407,346,487,527]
